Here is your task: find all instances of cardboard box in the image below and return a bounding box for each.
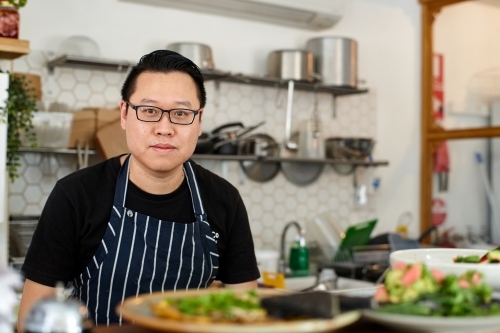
[68,109,97,148]
[68,108,121,149]
[97,108,121,130]
[95,120,129,160]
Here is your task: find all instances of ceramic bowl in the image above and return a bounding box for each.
[389,248,500,290]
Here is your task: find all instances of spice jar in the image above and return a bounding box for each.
[0,1,19,38]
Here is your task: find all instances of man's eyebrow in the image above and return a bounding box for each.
[138,99,194,108]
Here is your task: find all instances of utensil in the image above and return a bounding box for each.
[167,42,215,69]
[239,133,280,183]
[280,161,324,186]
[117,288,361,333]
[58,35,101,58]
[325,137,375,160]
[305,36,358,87]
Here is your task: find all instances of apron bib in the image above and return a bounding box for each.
[72,155,219,325]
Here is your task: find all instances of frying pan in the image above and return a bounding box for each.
[280,161,324,186]
[238,133,280,183]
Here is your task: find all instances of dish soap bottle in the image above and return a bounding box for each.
[289,236,309,277]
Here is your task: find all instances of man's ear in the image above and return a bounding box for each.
[119,100,128,130]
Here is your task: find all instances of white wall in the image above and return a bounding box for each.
[17,0,422,237]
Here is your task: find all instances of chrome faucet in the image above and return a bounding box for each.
[277,221,306,276]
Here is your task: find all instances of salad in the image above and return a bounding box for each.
[454,248,500,264]
[151,290,267,323]
[374,262,500,316]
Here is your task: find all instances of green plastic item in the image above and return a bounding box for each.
[334,219,378,262]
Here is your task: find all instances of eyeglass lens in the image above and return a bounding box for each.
[136,106,196,124]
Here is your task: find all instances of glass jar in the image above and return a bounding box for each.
[0,1,19,38]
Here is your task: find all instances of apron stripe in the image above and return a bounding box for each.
[173,224,187,291]
[102,240,108,254]
[119,213,137,323]
[197,253,205,290]
[205,255,213,289]
[162,223,175,292]
[93,257,99,268]
[95,260,104,324]
[122,159,131,206]
[186,223,195,290]
[136,216,149,296]
[108,222,116,236]
[106,210,126,323]
[210,252,219,257]
[149,221,162,293]
[113,206,121,219]
[186,162,205,215]
[201,220,210,226]
[205,235,215,242]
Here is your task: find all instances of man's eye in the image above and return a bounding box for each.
[140,107,159,115]
[173,110,188,117]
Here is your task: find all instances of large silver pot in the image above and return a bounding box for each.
[267,49,316,82]
[167,42,215,69]
[306,37,357,87]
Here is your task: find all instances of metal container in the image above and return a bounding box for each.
[167,42,215,69]
[23,284,93,333]
[306,37,357,87]
[267,49,315,82]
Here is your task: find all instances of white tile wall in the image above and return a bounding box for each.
[7,51,378,252]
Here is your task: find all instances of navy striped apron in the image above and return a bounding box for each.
[71,155,219,325]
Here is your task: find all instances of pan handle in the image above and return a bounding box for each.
[211,122,244,134]
[284,80,298,151]
[417,225,438,243]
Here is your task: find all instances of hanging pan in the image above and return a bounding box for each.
[280,161,324,186]
[239,133,280,183]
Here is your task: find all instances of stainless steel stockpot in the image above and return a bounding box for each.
[306,36,357,87]
[167,42,215,69]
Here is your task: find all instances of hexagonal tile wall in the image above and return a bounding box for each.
[6,50,379,257]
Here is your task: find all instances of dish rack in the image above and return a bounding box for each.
[9,216,39,262]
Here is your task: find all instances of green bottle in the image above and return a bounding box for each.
[289,239,309,277]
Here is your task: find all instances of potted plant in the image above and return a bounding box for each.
[7,0,27,7]
[0,72,38,181]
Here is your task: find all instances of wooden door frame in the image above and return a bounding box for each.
[419,0,500,242]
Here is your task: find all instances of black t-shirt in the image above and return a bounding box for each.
[22,156,260,286]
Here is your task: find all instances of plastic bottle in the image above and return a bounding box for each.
[289,238,309,277]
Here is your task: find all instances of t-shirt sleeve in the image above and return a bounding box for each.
[22,183,79,286]
[217,195,260,284]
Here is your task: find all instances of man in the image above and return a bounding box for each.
[18,50,259,328]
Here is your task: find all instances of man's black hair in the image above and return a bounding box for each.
[121,50,206,109]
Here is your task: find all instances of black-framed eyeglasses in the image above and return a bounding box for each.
[126,102,200,125]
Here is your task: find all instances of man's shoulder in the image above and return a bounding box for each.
[56,155,121,190]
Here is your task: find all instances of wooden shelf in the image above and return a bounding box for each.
[0,37,29,59]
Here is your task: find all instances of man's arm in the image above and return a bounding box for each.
[223,280,258,289]
[17,279,55,333]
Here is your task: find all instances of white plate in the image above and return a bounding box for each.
[390,248,500,290]
[363,310,500,333]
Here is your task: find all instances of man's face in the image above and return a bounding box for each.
[120,71,203,176]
